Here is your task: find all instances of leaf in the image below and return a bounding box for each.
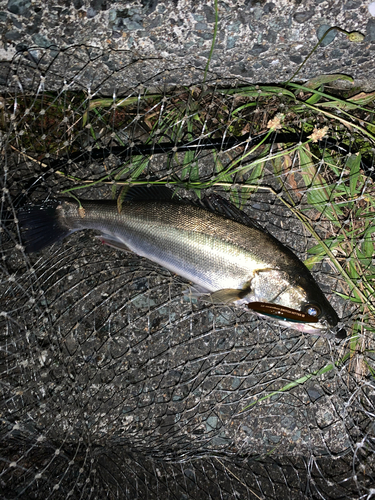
[303,253,326,270]
[193,188,202,199]
[298,146,341,221]
[111,181,117,200]
[239,186,253,208]
[231,102,257,115]
[346,153,362,197]
[244,160,265,184]
[363,225,375,237]
[229,188,240,207]
[348,259,360,280]
[309,238,343,254]
[180,153,197,181]
[323,151,342,176]
[305,74,353,90]
[240,361,341,412]
[355,249,371,268]
[363,274,375,280]
[315,93,375,110]
[363,226,375,258]
[347,31,365,42]
[305,91,323,105]
[221,85,295,99]
[189,160,200,183]
[117,185,130,214]
[305,236,343,272]
[347,91,375,106]
[335,291,362,303]
[83,96,137,127]
[131,157,149,179]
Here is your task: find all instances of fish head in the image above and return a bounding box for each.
[246,269,339,334]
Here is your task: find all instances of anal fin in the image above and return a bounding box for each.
[95,235,130,252]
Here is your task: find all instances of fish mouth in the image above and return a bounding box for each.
[288,321,333,335]
[273,317,340,335]
[292,322,346,338]
[274,316,344,337]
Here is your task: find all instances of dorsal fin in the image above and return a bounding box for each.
[197,194,266,231]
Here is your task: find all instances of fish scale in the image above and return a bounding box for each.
[62,200,268,292]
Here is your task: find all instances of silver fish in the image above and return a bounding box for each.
[18,187,339,334]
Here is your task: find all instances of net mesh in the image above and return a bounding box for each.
[1,46,375,500]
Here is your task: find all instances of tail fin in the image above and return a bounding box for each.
[18,200,72,253]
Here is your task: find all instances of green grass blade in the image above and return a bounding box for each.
[347,153,362,197]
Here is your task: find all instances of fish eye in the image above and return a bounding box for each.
[304,304,321,318]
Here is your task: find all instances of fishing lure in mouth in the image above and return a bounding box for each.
[247,302,320,323]
[247,302,345,338]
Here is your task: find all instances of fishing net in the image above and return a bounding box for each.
[1,46,375,499]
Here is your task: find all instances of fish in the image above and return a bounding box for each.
[17,186,340,335]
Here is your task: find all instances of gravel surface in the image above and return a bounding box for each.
[1,0,375,89]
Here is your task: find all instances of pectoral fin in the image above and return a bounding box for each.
[207,288,247,304]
